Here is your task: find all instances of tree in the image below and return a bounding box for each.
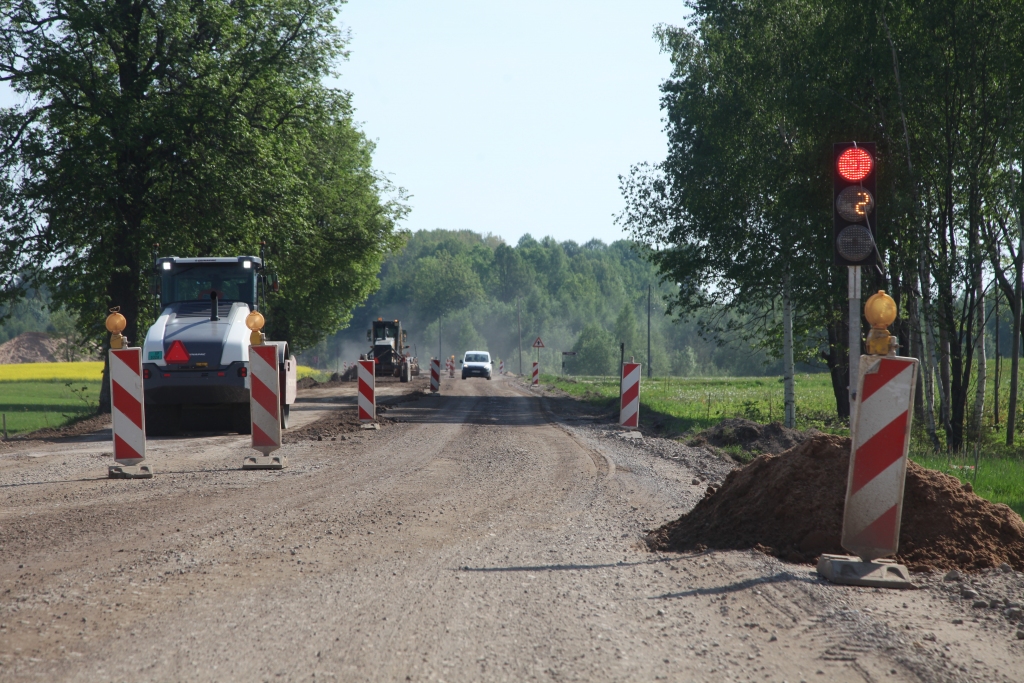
[614,305,639,360]
[0,0,404,357]
[567,323,616,376]
[412,251,484,320]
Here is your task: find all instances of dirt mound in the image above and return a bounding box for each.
[296,371,357,391]
[0,332,60,364]
[688,417,816,456]
[647,433,1024,572]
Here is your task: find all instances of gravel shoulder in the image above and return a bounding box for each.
[0,374,1022,682]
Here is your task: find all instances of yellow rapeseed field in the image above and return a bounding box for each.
[0,361,104,382]
[0,363,328,382]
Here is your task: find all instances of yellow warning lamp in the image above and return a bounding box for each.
[246,310,266,346]
[864,290,898,356]
[106,308,127,349]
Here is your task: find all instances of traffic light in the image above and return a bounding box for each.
[833,142,877,266]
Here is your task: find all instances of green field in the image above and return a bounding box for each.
[0,381,102,435]
[540,372,1024,517]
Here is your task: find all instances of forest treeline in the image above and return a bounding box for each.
[308,229,800,378]
[620,0,1024,451]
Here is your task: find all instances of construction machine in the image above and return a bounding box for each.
[365,318,419,382]
[141,255,297,435]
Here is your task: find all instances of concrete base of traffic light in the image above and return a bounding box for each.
[108,463,154,479]
[816,554,914,589]
[241,454,287,470]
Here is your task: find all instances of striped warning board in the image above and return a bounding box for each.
[358,359,375,422]
[110,348,146,465]
[619,362,641,428]
[249,344,282,455]
[532,362,539,387]
[842,356,918,561]
[430,358,441,393]
[499,360,504,375]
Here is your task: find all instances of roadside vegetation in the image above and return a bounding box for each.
[0,362,103,434]
[541,372,1024,517]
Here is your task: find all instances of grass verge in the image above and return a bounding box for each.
[0,381,102,435]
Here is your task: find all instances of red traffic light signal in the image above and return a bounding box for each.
[833,142,877,266]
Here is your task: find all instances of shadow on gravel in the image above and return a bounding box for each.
[0,476,110,489]
[459,558,676,573]
[652,571,818,600]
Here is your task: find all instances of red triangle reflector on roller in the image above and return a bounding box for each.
[165,340,190,363]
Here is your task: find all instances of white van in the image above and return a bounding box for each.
[460,351,492,380]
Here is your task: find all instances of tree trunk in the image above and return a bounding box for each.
[971,277,986,443]
[782,271,795,428]
[994,289,1000,427]
[1009,258,1023,445]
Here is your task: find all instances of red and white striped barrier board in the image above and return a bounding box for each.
[499,360,504,374]
[532,362,539,387]
[619,362,641,427]
[109,348,150,477]
[842,356,918,561]
[358,359,375,422]
[430,358,441,393]
[243,344,285,469]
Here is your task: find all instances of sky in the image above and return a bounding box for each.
[332,1,687,246]
[0,1,689,247]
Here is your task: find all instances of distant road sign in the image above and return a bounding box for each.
[562,351,577,356]
[532,337,544,348]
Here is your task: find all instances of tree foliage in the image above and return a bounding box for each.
[317,229,800,378]
[622,0,1024,448]
[0,0,405,353]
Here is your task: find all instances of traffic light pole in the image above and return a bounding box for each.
[849,266,862,412]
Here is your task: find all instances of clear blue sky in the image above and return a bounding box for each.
[334,1,686,246]
[0,1,688,247]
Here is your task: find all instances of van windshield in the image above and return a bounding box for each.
[465,353,489,363]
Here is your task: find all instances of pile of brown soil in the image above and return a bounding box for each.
[688,417,816,456]
[283,391,420,443]
[284,411,395,442]
[0,332,60,364]
[647,434,1024,572]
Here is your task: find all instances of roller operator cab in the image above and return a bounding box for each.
[460,351,492,380]
[142,256,297,435]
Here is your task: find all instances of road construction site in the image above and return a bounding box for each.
[2,374,1023,682]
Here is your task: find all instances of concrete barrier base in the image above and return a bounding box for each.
[817,554,914,589]
[242,454,287,470]
[108,464,154,479]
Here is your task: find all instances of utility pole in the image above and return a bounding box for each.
[438,314,442,361]
[849,266,861,412]
[517,297,523,375]
[647,284,652,378]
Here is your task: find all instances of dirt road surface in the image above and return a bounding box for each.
[2,374,1023,682]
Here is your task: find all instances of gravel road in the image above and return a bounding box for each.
[2,374,1023,682]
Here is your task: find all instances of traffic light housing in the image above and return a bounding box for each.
[833,142,877,266]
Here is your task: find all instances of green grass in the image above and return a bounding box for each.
[0,381,102,435]
[910,451,1024,517]
[544,372,845,434]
